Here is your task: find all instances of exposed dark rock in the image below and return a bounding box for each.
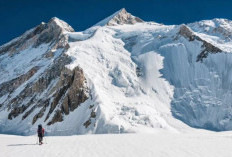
[4,50,88,124]
[196,42,222,62]
[136,67,143,77]
[32,55,72,93]
[107,8,143,26]
[83,110,97,128]
[178,25,195,41]
[178,25,222,62]
[90,110,96,118]
[84,119,91,128]
[32,108,45,124]
[89,104,94,109]
[46,66,88,123]
[0,66,39,97]
[0,17,74,56]
[8,96,36,120]
[8,105,27,120]
[22,105,36,120]
[0,16,88,125]
[47,110,63,126]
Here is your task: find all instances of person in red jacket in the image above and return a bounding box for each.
[37,124,45,145]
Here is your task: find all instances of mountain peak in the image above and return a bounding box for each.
[47,17,74,32]
[0,17,74,55]
[95,8,143,26]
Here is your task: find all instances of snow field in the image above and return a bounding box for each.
[1,131,232,157]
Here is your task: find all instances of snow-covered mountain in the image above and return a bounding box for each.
[1,8,232,135]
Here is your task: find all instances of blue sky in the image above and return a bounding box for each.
[0,0,232,45]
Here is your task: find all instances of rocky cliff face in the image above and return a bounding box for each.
[0,17,89,135]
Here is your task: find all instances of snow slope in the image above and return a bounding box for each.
[66,18,232,132]
[65,22,192,135]
[1,131,232,157]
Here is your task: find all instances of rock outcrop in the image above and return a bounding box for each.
[0,17,74,56]
[107,8,143,26]
[95,8,143,26]
[178,25,222,62]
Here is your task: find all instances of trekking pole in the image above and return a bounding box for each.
[44,136,47,144]
[36,136,38,144]
[44,131,47,144]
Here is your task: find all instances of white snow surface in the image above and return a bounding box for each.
[1,131,232,157]
[65,23,189,134]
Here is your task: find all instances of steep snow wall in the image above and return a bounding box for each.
[116,22,232,131]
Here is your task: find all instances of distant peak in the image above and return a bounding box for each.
[95,8,143,26]
[47,17,74,32]
[118,8,127,14]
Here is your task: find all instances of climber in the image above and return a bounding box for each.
[37,124,45,145]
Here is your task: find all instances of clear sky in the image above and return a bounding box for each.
[0,0,232,46]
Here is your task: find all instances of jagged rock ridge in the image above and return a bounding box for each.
[178,25,222,62]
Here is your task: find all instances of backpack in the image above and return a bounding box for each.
[38,124,42,134]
